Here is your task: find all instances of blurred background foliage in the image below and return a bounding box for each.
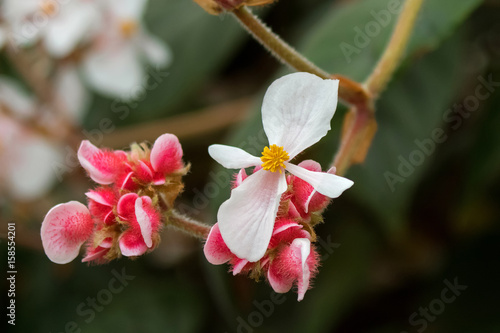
[2,0,500,332]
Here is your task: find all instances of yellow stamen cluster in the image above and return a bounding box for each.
[260,145,289,173]
[119,20,138,38]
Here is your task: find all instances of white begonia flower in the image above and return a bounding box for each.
[82,0,172,99]
[2,0,101,57]
[208,72,354,262]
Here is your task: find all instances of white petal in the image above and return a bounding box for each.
[218,169,287,262]
[55,66,89,124]
[44,3,99,58]
[262,73,339,158]
[107,0,148,19]
[292,238,311,302]
[208,144,261,169]
[82,43,143,99]
[285,162,353,198]
[135,197,153,248]
[6,137,63,200]
[139,31,172,68]
[0,76,36,118]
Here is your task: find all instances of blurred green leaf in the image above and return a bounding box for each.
[301,0,483,80]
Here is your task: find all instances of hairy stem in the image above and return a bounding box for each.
[232,6,329,78]
[364,0,425,97]
[167,210,211,240]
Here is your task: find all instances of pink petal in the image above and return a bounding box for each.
[85,188,115,206]
[117,192,139,220]
[217,169,287,262]
[136,160,154,183]
[203,223,233,265]
[150,133,183,174]
[232,168,248,189]
[119,228,148,257]
[232,259,249,275]
[77,140,125,185]
[41,201,94,264]
[267,266,294,294]
[82,246,109,263]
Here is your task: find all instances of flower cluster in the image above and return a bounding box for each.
[205,160,337,301]
[41,134,188,264]
[205,72,354,300]
[1,0,170,99]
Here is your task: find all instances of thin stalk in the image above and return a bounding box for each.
[364,0,425,97]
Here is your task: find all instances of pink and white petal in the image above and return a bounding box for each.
[303,166,336,213]
[117,192,139,220]
[208,144,261,169]
[82,246,109,263]
[41,201,94,264]
[85,188,115,207]
[77,140,124,185]
[267,267,294,294]
[291,238,312,301]
[285,162,353,199]
[134,196,157,248]
[203,223,233,265]
[217,169,287,262]
[232,168,248,189]
[272,220,302,236]
[261,73,339,158]
[232,259,248,275]
[150,133,183,174]
[119,229,148,257]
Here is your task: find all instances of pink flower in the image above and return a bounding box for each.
[41,133,187,264]
[208,72,353,262]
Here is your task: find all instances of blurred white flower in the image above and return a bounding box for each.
[0,77,64,200]
[81,0,172,99]
[2,0,101,57]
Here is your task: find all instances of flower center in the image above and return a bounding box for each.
[119,20,138,38]
[40,0,57,16]
[260,145,289,173]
